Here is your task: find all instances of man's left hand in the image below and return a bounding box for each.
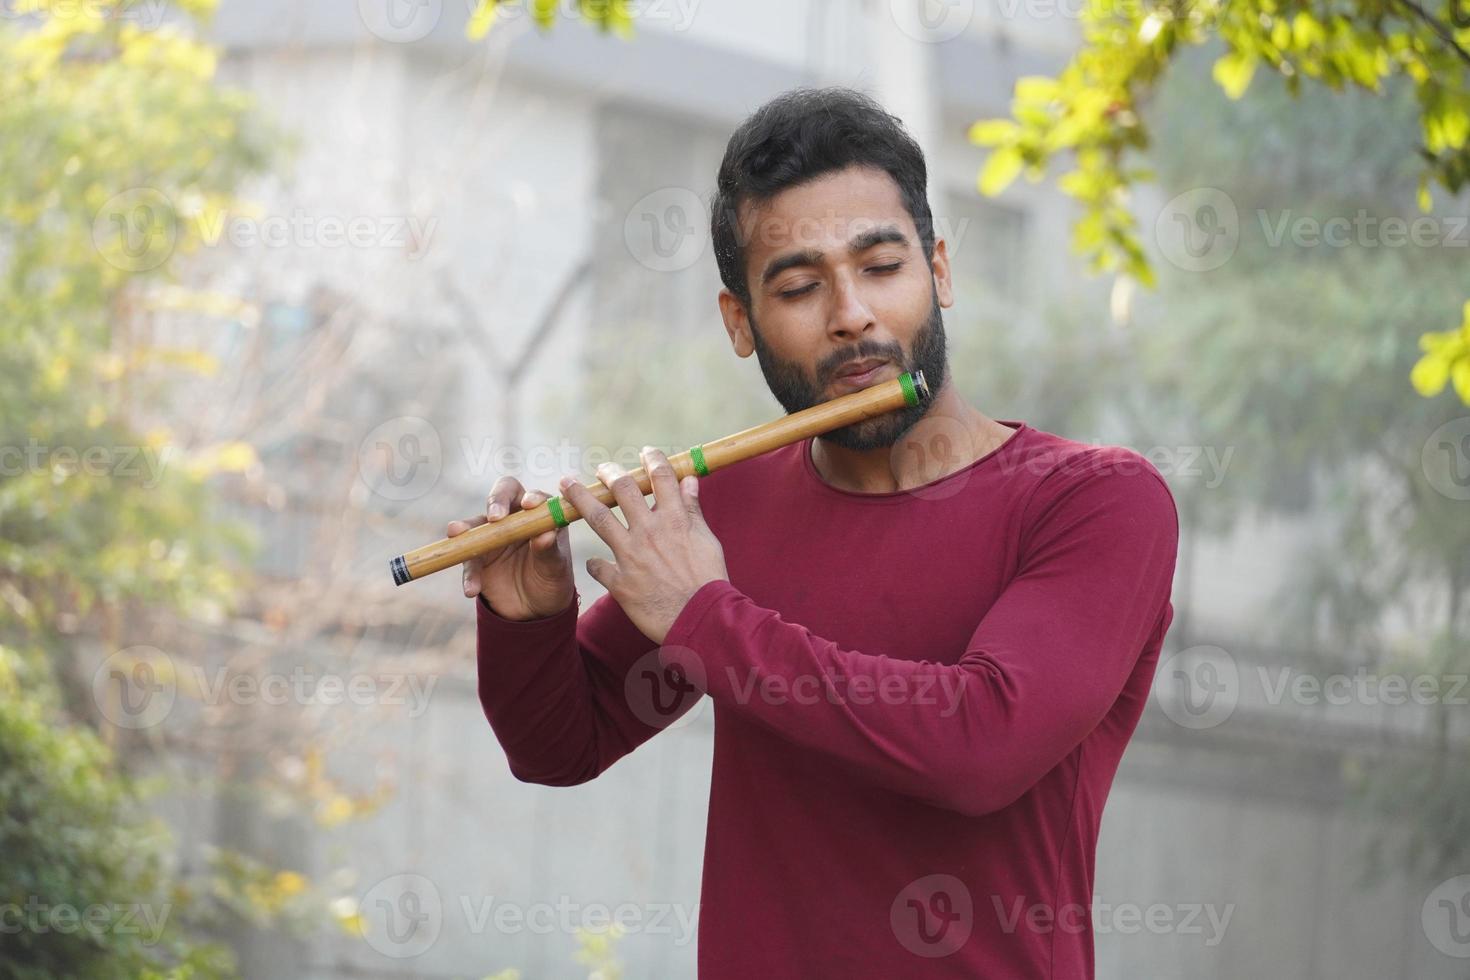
[559,446,728,644]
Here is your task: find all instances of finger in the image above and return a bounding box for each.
[519,490,566,559]
[462,551,486,598]
[560,473,629,553]
[640,446,684,519]
[595,461,652,532]
[586,554,618,589]
[463,559,480,598]
[486,476,525,519]
[448,515,488,537]
[680,474,707,526]
[451,516,490,597]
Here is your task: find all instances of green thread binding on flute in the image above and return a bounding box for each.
[547,496,569,527]
[690,445,709,477]
[899,371,918,407]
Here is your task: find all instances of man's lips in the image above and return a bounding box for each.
[832,359,889,383]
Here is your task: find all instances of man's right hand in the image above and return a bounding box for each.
[450,476,575,621]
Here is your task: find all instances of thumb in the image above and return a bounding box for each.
[586,555,618,589]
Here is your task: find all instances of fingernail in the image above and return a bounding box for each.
[488,503,504,518]
[559,476,573,490]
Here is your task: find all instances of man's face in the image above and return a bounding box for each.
[719,164,952,451]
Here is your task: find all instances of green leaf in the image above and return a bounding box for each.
[1292,12,1326,48]
[1213,50,1258,99]
[1271,17,1291,50]
[1410,349,1450,396]
[968,118,1021,145]
[978,147,1024,196]
[1014,75,1061,104]
[1452,357,1470,405]
[1439,105,1469,151]
[466,0,498,39]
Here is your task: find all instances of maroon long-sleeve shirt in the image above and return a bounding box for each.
[475,419,1179,978]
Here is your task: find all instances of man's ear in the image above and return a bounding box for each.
[930,237,954,309]
[718,288,755,358]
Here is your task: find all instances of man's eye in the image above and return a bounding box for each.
[868,262,902,274]
[779,283,818,299]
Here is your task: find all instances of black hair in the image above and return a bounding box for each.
[710,86,936,309]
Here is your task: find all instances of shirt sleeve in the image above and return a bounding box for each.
[476,581,703,786]
[658,447,1180,817]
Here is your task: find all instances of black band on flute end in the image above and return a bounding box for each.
[390,555,411,586]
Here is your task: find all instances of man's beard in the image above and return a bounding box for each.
[748,288,948,452]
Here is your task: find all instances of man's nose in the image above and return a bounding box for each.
[828,271,876,338]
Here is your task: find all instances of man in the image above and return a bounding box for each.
[449,87,1179,978]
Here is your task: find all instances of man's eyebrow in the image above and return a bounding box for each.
[848,226,909,252]
[759,226,911,287]
[760,249,823,286]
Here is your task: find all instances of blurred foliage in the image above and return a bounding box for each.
[571,922,626,979]
[467,0,635,39]
[0,0,269,634]
[0,0,312,974]
[0,683,234,979]
[1,2,661,972]
[1137,50,1470,664]
[959,50,1469,881]
[970,0,1470,404]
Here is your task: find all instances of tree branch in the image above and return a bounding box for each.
[1392,0,1470,69]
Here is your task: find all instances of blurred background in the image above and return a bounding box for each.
[3,0,1470,977]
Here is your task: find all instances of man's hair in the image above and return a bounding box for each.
[710,86,935,309]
